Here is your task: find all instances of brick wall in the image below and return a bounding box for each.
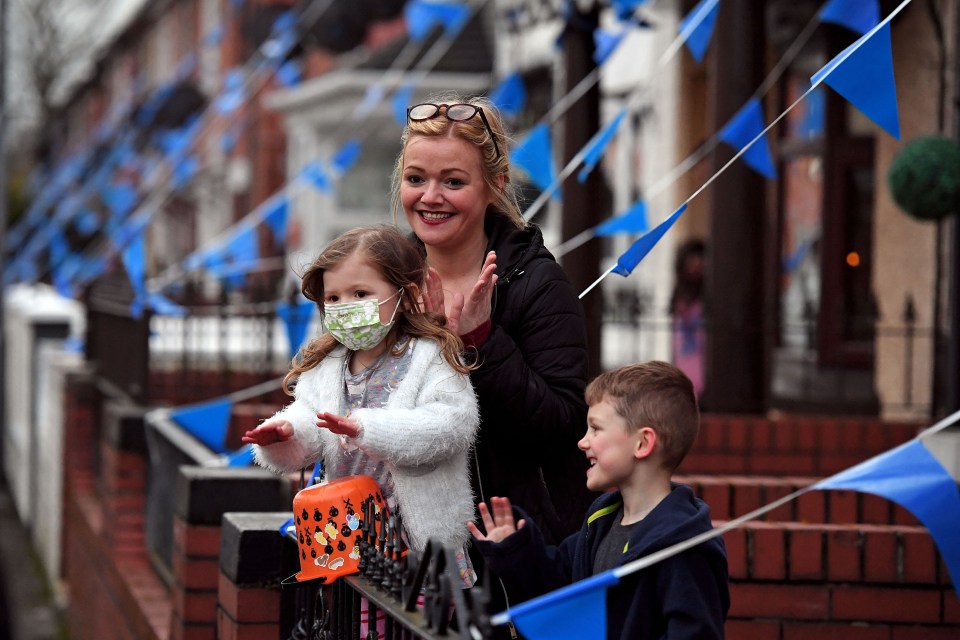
[675,416,960,638]
[63,377,169,640]
[682,415,921,476]
[60,370,292,640]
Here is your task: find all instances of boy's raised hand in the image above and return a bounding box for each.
[467,496,525,543]
[241,419,293,446]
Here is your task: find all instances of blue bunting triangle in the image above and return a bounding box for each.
[819,0,879,36]
[511,123,558,197]
[613,204,687,276]
[578,109,627,183]
[53,269,76,299]
[183,246,218,272]
[172,154,200,191]
[279,516,296,537]
[49,229,70,267]
[594,28,627,66]
[121,230,147,318]
[102,183,138,219]
[814,438,960,594]
[404,0,471,41]
[74,209,101,235]
[332,139,362,175]
[146,291,187,317]
[300,160,332,193]
[276,59,302,87]
[215,69,246,115]
[679,0,720,63]
[226,444,255,467]
[224,227,259,267]
[170,398,233,453]
[263,197,289,246]
[507,570,619,640]
[595,199,648,236]
[612,0,653,23]
[277,299,316,358]
[718,98,777,179]
[157,118,202,163]
[490,72,527,119]
[811,22,900,139]
[392,84,416,126]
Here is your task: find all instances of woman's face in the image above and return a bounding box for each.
[400,135,495,252]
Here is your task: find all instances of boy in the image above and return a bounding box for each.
[468,361,729,639]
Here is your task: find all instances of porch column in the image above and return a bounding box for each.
[704,0,769,413]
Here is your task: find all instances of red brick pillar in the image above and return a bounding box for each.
[100,403,149,557]
[217,512,294,640]
[170,467,289,640]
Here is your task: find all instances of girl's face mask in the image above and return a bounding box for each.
[323,289,403,351]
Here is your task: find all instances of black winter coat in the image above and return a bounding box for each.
[468,213,597,543]
[415,212,595,542]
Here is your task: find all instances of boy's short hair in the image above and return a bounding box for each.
[585,361,699,471]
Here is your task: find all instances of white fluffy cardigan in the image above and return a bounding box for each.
[253,339,479,553]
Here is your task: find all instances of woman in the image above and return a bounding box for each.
[670,239,706,402]
[392,95,595,545]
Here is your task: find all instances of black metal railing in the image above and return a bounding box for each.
[83,269,936,416]
[284,500,492,640]
[601,292,936,416]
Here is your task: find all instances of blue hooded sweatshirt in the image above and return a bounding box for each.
[474,484,730,639]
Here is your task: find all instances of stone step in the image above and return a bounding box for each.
[677,474,920,526]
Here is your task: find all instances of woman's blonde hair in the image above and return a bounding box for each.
[284,225,470,394]
[391,93,525,229]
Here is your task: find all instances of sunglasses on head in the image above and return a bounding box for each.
[406,102,502,160]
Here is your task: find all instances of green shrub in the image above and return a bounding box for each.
[887,136,960,221]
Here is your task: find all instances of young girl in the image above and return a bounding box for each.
[242,225,479,580]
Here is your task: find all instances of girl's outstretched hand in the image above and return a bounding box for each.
[316,412,361,438]
[241,419,293,446]
[467,496,524,543]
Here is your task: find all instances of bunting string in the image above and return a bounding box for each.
[656,0,720,66]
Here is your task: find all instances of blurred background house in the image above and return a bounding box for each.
[1,0,959,638]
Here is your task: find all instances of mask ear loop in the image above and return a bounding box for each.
[383,287,404,325]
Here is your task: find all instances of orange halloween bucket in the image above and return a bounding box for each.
[284,475,388,584]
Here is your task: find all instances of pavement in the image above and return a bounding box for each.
[0,477,62,640]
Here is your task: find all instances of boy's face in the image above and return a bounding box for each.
[578,398,642,492]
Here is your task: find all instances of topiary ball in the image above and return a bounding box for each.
[887,136,960,221]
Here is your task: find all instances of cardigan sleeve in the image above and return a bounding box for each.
[252,370,330,474]
[349,359,479,468]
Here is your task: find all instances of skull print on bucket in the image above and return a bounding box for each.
[323,289,402,351]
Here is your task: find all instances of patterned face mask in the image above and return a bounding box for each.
[323,289,403,351]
